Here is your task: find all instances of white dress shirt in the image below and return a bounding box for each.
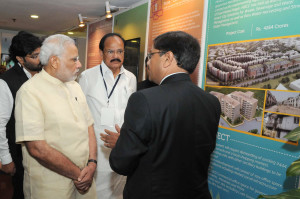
[79,61,136,199]
[0,64,31,164]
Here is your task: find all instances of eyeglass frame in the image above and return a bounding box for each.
[104,49,125,56]
[25,53,39,59]
[146,51,166,60]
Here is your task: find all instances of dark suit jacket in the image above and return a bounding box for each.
[137,79,157,91]
[110,73,221,199]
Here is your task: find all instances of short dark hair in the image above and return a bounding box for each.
[99,33,125,51]
[9,31,42,64]
[153,31,200,74]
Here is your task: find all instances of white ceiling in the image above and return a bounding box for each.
[0,0,144,37]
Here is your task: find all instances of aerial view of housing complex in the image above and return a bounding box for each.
[204,36,300,144]
[206,87,264,135]
[210,90,258,122]
[206,36,300,90]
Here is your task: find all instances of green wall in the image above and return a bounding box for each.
[114,3,148,81]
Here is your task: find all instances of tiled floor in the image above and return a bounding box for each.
[0,172,13,199]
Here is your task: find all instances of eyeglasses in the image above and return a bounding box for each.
[26,53,39,59]
[146,51,166,60]
[104,49,125,56]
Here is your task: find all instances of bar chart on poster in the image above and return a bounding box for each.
[202,0,300,198]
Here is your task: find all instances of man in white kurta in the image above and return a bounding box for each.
[15,34,97,199]
[79,33,136,199]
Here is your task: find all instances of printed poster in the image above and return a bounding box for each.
[147,0,204,84]
[202,0,300,198]
[87,19,112,69]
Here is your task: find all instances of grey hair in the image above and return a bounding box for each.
[39,34,75,65]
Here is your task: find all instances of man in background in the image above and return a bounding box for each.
[137,57,157,91]
[0,31,42,199]
[109,31,221,199]
[15,34,97,199]
[79,33,136,199]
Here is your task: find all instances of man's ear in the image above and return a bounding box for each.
[100,50,104,59]
[16,56,24,65]
[49,56,59,69]
[162,51,174,68]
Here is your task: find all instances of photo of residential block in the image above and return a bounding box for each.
[206,87,264,134]
[265,90,300,116]
[206,36,300,90]
[262,112,299,142]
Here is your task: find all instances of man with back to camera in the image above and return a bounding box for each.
[107,31,221,199]
[0,31,42,199]
[78,33,136,198]
[15,34,97,199]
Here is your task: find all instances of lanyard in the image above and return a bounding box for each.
[100,65,121,105]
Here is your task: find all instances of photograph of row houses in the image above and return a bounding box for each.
[265,90,300,116]
[262,112,299,142]
[205,87,264,134]
[205,36,300,90]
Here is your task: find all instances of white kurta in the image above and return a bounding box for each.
[79,62,136,199]
[15,69,96,199]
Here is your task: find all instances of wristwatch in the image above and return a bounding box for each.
[87,159,97,165]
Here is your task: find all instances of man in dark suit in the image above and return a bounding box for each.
[0,31,42,199]
[106,31,221,199]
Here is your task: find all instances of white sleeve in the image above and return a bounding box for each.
[0,79,13,164]
[78,72,88,94]
[130,73,137,93]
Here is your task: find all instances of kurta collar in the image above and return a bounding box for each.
[41,69,66,85]
[101,61,125,77]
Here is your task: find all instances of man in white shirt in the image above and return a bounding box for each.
[79,33,136,199]
[0,31,42,199]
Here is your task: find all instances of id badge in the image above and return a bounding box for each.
[100,107,115,126]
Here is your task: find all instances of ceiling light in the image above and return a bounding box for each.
[78,14,83,23]
[105,1,129,19]
[68,32,74,35]
[105,1,111,13]
[77,14,100,27]
[106,13,112,19]
[105,1,112,19]
[31,15,39,19]
[78,14,86,27]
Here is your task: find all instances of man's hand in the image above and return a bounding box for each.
[100,124,120,149]
[73,163,96,194]
[1,161,16,176]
